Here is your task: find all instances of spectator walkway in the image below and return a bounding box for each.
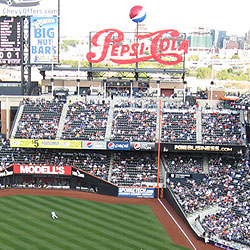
[56,102,68,139]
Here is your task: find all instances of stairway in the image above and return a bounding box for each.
[105,101,114,141]
[195,109,202,144]
[56,102,68,139]
[10,104,24,139]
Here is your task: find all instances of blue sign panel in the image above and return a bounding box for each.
[106,141,130,150]
[118,187,155,198]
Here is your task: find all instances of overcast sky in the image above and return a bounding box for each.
[59,0,250,37]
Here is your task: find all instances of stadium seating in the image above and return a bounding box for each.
[168,156,250,246]
[110,151,158,186]
[62,99,110,141]
[161,111,197,143]
[202,111,243,144]
[111,109,157,142]
[15,98,63,139]
[164,154,203,173]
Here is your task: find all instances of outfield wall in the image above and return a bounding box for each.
[0,165,118,195]
[0,165,160,198]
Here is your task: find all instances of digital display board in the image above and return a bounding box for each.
[0,16,21,65]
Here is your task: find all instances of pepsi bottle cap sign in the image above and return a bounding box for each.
[129,5,146,23]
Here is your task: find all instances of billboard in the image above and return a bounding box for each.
[87,29,188,66]
[10,139,82,149]
[0,0,58,17]
[72,169,85,179]
[0,16,21,65]
[82,141,106,150]
[0,167,13,177]
[106,141,130,150]
[13,164,72,175]
[160,143,246,154]
[130,142,155,151]
[30,16,58,64]
[118,187,155,198]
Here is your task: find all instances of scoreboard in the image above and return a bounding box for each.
[0,16,22,65]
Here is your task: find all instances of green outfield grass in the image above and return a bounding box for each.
[0,195,190,250]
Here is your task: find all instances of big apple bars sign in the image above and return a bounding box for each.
[87,29,189,65]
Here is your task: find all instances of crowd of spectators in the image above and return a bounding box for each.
[106,87,148,98]
[114,99,157,109]
[169,156,250,247]
[110,151,157,186]
[201,207,250,246]
[15,98,63,139]
[0,139,14,170]
[201,111,243,144]
[107,87,131,98]
[62,99,109,141]
[164,154,203,173]
[111,109,157,142]
[162,100,198,110]
[161,111,196,143]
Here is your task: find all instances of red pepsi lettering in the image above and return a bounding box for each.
[87,29,189,65]
[86,29,124,63]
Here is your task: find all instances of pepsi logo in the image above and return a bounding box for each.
[87,141,93,148]
[134,143,141,150]
[108,142,115,149]
[129,5,146,23]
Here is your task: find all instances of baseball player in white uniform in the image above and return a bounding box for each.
[51,211,58,219]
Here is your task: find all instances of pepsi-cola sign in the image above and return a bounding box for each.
[107,141,130,150]
[82,141,106,150]
[130,6,146,23]
[131,142,155,151]
[87,29,188,65]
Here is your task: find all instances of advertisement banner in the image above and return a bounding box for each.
[118,187,155,198]
[168,173,206,180]
[106,141,130,150]
[0,167,13,177]
[82,141,106,150]
[30,16,59,64]
[10,139,82,149]
[130,142,155,151]
[0,0,58,17]
[88,29,188,66]
[72,169,85,179]
[13,164,72,175]
[160,143,246,154]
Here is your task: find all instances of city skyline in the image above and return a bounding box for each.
[60,0,250,38]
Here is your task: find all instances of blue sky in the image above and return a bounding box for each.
[59,0,250,37]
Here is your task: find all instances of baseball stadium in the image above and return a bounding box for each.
[0,1,250,250]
